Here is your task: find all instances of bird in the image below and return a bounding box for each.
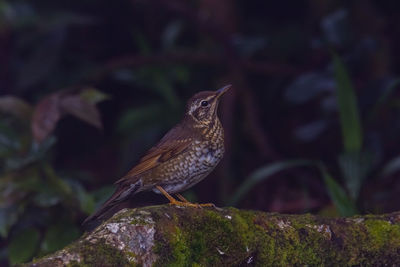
[83,85,231,226]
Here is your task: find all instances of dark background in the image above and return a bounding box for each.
[2,0,400,264]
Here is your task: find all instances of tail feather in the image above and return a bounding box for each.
[82,181,141,229]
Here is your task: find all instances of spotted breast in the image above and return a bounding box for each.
[150,119,224,194]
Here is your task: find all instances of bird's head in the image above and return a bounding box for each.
[186,85,231,126]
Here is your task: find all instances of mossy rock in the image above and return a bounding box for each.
[27,206,400,266]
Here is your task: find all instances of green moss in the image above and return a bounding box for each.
[365,219,400,248]
[254,217,327,265]
[30,238,137,267]
[153,207,400,266]
[154,207,258,266]
[362,219,400,264]
[27,206,400,266]
[67,260,90,267]
[74,240,134,267]
[170,227,191,265]
[153,207,337,266]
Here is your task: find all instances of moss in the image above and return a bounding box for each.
[363,219,400,263]
[67,260,90,267]
[250,213,332,265]
[26,206,400,266]
[154,207,259,266]
[153,207,400,266]
[365,219,400,248]
[29,238,136,267]
[169,227,191,265]
[153,207,332,266]
[74,240,134,267]
[253,216,326,265]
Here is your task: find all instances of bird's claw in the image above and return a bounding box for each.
[169,200,217,209]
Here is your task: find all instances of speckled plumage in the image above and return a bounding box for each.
[145,120,224,194]
[83,85,230,226]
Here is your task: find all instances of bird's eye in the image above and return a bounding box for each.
[201,100,209,107]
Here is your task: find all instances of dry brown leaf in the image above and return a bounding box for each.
[31,93,62,143]
[60,95,102,129]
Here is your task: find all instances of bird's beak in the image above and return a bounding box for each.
[215,84,231,99]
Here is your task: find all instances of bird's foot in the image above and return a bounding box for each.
[157,186,218,209]
[175,194,217,208]
[197,203,216,208]
[168,199,202,208]
[169,199,218,209]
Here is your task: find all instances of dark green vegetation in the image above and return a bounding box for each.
[2,0,400,265]
[29,206,400,266]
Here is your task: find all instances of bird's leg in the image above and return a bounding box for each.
[175,193,190,203]
[156,186,178,203]
[156,186,200,208]
[176,193,216,208]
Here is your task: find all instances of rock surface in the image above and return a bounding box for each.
[27,205,400,266]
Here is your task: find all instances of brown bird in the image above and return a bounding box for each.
[83,85,231,226]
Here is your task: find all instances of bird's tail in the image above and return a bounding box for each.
[82,181,140,230]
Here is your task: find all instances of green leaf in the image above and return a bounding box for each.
[369,79,400,121]
[33,191,61,207]
[227,159,358,216]
[79,88,110,105]
[333,54,363,153]
[381,155,400,177]
[71,182,95,214]
[227,160,314,206]
[0,96,32,120]
[0,122,21,157]
[0,207,18,238]
[338,152,373,200]
[90,185,114,210]
[5,137,56,171]
[41,223,80,254]
[8,228,40,264]
[79,191,95,214]
[42,163,72,197]
[317,163,357,216]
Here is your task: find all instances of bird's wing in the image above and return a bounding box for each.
[115,124,193,184]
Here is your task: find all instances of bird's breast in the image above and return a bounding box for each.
[149,138,224,194]
[193,140,224,167]
[147,121,225,194]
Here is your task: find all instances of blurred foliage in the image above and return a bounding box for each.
[0,88,107,264]
[230,54,393,217]
[2,0,400,264]
[228,160,315,206]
